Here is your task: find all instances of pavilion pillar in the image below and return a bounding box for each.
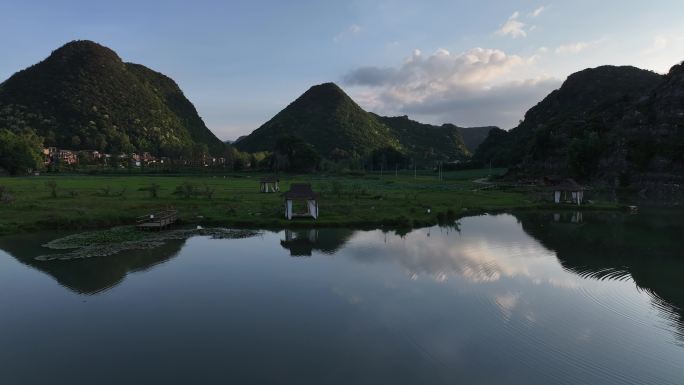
[286,200,293,219]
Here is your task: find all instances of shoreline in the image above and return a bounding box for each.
[14,205,629,262]
[1,203,626,237]
[0,172,625,237]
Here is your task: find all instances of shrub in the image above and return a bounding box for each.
[203,184,215,200]
[45,180,58,198]
[329,180,343,197]
[99,185,112,196]
[145,183,161,198]
[139,183,161,198]
[0,186,14,205]
[174,182,198,199]
[0,129,43,175]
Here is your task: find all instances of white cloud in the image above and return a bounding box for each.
[343,47,560,128]
[496,7,549,38]
[555,42,589,54]
[641,35,669,55]
[398,76,560,128]
[496,12,527,38]
[347,47,527,90]
[554,37,606,55]
[334,24,362,42]
[530,6,546,18]
[635,33,684,73]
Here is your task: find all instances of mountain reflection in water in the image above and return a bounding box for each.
[516,210,684,341]
[0,232,188,294]
[0,211,682,328]
[0,210,683,385]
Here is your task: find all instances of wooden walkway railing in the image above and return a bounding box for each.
[136,209,178,230]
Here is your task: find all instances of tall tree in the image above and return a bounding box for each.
[0,129,44,175]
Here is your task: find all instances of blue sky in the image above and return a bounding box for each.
[1,0,683,140]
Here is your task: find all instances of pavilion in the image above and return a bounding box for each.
[545,177,585,205]
[283,183,319,220]
[259,176,280,193]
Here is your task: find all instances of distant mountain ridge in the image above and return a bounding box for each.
[457,126,496,153]
[371,114,470,160]
[236,82,491,161]
[0,40,224,156]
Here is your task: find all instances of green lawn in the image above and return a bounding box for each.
[0,168,592,235]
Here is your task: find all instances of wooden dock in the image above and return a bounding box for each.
[136,209,178,230]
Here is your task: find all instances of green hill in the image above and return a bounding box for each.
[235,82,472,161]
[372,114,470,160]
[0,40,224,156]
[235,82,400,157]
[473,65,679,185]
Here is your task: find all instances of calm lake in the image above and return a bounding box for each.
[1,210,683,385]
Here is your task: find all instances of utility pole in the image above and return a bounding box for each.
[438,162,441,181]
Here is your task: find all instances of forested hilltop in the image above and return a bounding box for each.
[235,82,494,165]
[474,63,684,188]
[0,40,225,158]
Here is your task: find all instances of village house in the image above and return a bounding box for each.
[43,148,78,166]
[43,147,57,165]
[141,152,156,164]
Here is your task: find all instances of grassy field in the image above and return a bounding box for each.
[0,168,613,235]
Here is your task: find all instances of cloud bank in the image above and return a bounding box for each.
[343,48,560,129]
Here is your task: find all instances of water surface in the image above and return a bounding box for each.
[1,211,683,385]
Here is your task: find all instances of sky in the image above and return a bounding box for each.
[1,0,684,140]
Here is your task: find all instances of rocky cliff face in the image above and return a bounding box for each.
[613,63,684,194]
[474,63,684,193]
